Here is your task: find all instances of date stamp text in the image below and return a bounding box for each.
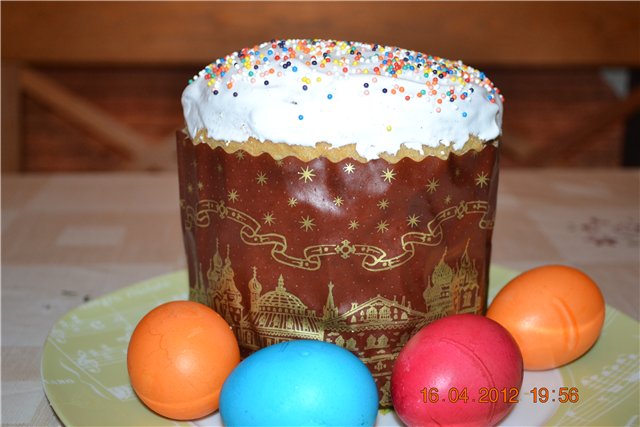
[420,387,580,404]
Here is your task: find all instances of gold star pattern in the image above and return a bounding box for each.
[377,199,390,210]
[333,196,344,207]
[197,181,204,191]
[475,172,490,188]
[216,164,223,173]
[343,163,356,174]
[381,168,397,183]
[348,220,360,230]
[256,172,268,186]
[276,159,284,167]
[407,214,421,228]
[287,197,298,207]
[235,151,245,160]
[298,166,316,183]
[299,216,316,231]
[444,195,453,205]
[187,184,194,194]
[228,189,239,202]
[262,212,276,226]
[455,168,461,177]
[426,178,439,194]
[376,220,389,233]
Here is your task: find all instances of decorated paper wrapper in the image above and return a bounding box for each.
[177,131,499,406]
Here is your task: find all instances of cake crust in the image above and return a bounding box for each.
[192,129,498,163]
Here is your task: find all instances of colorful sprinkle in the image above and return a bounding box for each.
[189,39,503,105]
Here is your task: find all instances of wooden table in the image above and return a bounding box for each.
[2,170,638,426]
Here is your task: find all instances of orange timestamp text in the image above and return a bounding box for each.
[420,387,580,404]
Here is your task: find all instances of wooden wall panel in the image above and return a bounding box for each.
[22,66,188,171]
[2,2,639,67]
[1,62,23,171]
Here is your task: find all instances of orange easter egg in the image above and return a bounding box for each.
[127,301,240,420]
[487,265,605,370]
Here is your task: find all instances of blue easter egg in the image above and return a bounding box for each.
[219,340,379,426]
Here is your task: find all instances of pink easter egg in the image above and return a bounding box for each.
[391,314,523,427]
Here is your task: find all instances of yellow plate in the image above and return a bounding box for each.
[41,267,639,426]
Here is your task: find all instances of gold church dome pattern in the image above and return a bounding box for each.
[193,239,483,408]
[457,240,478,281]
[248,266,262,293]
[257,275,308,315]
[431,248,454,286]
[212,239,223,267]
[248,274,321,341]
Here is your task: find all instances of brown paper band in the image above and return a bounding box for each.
[177,130,499,406]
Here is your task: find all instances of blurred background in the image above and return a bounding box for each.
[2,1,639,172]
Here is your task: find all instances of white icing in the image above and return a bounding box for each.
[182,39,503,160]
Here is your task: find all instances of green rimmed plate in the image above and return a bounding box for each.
[41,267,639,426]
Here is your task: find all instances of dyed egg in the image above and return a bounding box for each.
[127,300,240,420]
[391,314,523,427]
[487,265,605,370]
[220,340,379,426]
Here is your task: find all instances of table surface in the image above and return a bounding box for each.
[2,169,639,426]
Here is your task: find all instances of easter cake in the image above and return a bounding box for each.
[177,39,503,406]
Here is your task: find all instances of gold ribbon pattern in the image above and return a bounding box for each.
[183,199,494,272]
